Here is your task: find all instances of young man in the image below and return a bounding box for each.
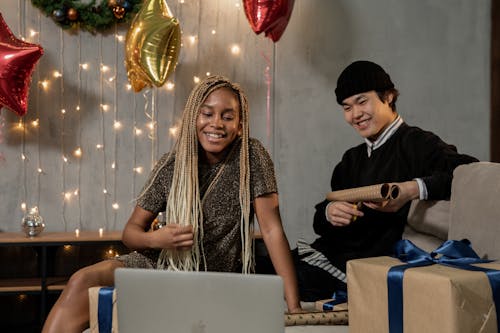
[295,60,478,301]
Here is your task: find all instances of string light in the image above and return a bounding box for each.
[165,82,175,90]
[230,44,241,55]
[12,0,265,233]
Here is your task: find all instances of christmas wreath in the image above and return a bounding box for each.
[31,0,143,33]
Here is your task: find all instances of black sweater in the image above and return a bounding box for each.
[311,123,478,272]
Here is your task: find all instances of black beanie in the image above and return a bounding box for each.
[335,60,395,105]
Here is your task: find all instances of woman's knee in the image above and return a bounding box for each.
[66,260,122,292]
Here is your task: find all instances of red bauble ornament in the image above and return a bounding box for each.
[0,13,43,117]
[243,0,295,42]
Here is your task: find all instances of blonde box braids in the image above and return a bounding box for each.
[139,75,253,273]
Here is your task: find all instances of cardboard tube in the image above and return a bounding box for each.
[326,183,400,202]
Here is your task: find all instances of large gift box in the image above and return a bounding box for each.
[347,246,500,333]
[88,286,118,333]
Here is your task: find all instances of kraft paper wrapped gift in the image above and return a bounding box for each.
[347,256,499,333]
[88,286,118,333]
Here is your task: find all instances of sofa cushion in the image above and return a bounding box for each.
[448,162,500,260]
[403,199,450,251]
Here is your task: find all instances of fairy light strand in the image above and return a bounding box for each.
[99,35,110,229]
[36,9,42,211]
[19,0,28,214]
[60,29,68,231]
[76,31,83,230]
[112,24,119,229]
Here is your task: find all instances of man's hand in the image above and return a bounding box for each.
[326,201,364,226]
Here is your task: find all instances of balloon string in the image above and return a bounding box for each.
[261,51,272,144]
[0,108,5,164]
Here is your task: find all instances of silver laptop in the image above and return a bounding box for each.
[115,268,285,333]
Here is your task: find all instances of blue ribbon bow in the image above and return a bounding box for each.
[387,239,500,333]
[322,290,348,311]
[97,287,115,333]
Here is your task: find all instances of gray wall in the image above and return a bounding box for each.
[0,0,490,247]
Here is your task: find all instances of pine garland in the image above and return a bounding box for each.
[31,0,143,33]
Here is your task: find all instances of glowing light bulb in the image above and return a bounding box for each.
[193,76,200,83]
[126,84,132,90]
[21,202,27,211]
[101,64,110,73]
[113,121,122,129]
[81,63,89,70]
[100,104,109,112]
[231,44,241,55]
[61,109,66,115]
[134,128,143,136]
[134,166,143,174]
[53,71,62,78]
[37,168,43,173]
[166,82,175,90]
[74,148,82,157]
[62,156,68,163]
[169,126,178,137]
[40,80,49,90]
[64,192,72,200]
[211,30,216,35]
[188,35,197,45]
[96,144,103,149]
[103,189,108,194]
[112,203,119,210]
[111,162,115,169]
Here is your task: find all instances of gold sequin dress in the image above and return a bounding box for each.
[116,138,277,272]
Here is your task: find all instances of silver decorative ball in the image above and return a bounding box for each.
[21,209,45,237]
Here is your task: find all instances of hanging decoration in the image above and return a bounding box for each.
[243,0,295,42]
[31,0,142,33]
[125,0,181,92]
[0,13,44,117]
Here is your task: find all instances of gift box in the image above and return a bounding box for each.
[347,255,499,333]
[88,286,118,333]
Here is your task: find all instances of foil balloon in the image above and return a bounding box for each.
[125,0,181,92]
[243,0,295,42]
[0,13,44,117]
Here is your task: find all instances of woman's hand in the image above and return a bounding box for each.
[326,201,364,226]
[149,224,194,250]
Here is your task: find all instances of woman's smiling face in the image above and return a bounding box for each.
[196,87,241,164]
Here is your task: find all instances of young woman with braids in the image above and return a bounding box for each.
[42,75,302,333]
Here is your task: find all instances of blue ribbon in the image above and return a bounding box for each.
[387,239,500,333]
[97,287,115,333]
[322,290,348,311]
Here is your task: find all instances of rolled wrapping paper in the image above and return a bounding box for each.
[326,183,400,202]
[285,308,348,326]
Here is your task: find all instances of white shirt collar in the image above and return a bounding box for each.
[365,115,403,157]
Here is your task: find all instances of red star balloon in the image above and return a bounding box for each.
[0,13,44,117]
[243,0,295,42]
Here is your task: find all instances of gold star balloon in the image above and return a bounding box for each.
[125,0,181,92]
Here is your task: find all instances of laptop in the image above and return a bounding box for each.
[114,268,285,333]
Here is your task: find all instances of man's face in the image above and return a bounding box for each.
[341,90,397,141]
[196,87,242,165]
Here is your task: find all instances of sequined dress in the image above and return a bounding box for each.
[116,138,277,272]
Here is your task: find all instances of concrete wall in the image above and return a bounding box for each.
[0,0,490,247]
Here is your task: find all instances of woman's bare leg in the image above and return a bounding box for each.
[41,259,124,333]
